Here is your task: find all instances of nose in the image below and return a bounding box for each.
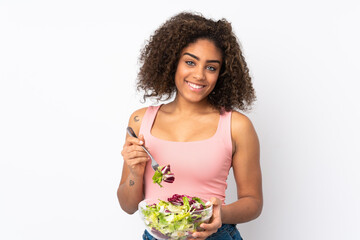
[193,66,205,81]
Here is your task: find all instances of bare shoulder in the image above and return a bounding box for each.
[231,111,256,135]
[231,110,260,160]
[231,111,259,148]
[128,107,148,134]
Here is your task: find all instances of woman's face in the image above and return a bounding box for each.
[174,38,222,104]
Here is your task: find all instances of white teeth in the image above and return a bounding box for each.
[187,81,204,89]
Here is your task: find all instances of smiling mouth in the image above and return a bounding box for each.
[185,81,206,89]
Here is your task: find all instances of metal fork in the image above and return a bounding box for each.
[126,127,159,171]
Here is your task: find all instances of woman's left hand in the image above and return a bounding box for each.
[189,197,222,240]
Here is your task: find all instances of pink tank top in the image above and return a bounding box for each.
[139,105,233,204]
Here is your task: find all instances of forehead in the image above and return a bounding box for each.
[181,39,222,60]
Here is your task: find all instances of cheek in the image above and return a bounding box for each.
[175,65,190,81]
[208,74,220,86]
[174,68,184,88]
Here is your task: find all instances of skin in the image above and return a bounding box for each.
[117,39,262,239]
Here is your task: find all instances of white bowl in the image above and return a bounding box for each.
[138,196,213,240]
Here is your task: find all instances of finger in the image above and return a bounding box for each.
[124,147,149,158]
[125,145,146,154]
[127,157,149,166]
[199,219,221,231]
[200,213,221,231]
[125,156,149,165]
[192,222,221,238]
[138,134,145,142]
[125,136,144,146]
[192,230,213,239]
[209,197,220,205]
[189,235,207,240]
[192,223,220,238]
[192,198,222,239]
[128,150,149,159]
[124,146,146,158]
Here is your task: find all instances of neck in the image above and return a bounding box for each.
[165,95,216,115]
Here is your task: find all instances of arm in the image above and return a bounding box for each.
[191,112,262,239]
[117,108,148,214]
[221,111,263,223]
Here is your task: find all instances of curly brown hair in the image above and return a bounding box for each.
[137,12,256,111]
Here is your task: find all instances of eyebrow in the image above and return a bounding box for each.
[183,52,221,64]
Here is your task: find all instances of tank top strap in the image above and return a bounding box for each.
[139,105,161,136]
[217,110,233,152]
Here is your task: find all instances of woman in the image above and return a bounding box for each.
[117,12,262,240]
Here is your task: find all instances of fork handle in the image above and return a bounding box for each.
[140,145,151,156]
[126,127,153,160]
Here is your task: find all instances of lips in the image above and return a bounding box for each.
[185,80,205,90]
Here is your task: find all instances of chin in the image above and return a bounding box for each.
[185,96,208,104]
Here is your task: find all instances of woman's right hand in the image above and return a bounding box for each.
[121,134,149,178]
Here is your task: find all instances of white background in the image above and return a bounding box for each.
[1,0,359,239]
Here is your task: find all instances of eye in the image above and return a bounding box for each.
[185,61,195,66]
[207,66,216,71]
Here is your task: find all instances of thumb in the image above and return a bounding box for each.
[138,134,145,143]
[209,197,220,206]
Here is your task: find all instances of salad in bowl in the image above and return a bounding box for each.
[138,194,213,240]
